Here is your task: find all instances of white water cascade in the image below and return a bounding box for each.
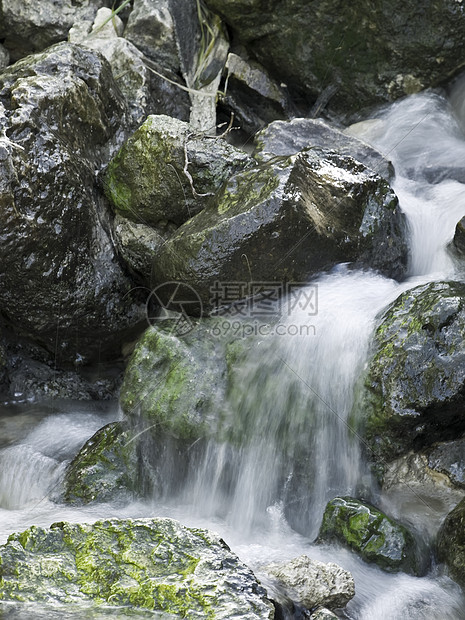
[2,86,465,618]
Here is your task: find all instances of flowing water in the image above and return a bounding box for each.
[2,85,465,618]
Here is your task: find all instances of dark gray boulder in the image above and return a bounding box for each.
[0,0,103,62]
[428,438,465,489]
[151,149,407,312]
[318,496,422,575]
[254,118,394,181]
[204,0,465,116]
[0,42,145,365]
[453,216,465,256]
[359,281,465,467]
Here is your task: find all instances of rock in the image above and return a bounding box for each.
[254,118,394,181]
[113,214,173,284]
[436,497,465,588]
[152,148,407,312]
[104,114,253,227]
[64,422,139,505]
[428,438,465,489]
[359,281,465,466]
[318,497,422,575]
[266,555,354,611]
[81,9,190,128]
[311,609,339,620]
[0,517,275,617]
[453,216,465,256]
[170,0,229,132]
[204,0,465,117]
[0,42,144,365]
[124,0,180,73]
[0,0,102,62]
[221,53,295,135]
[120,322,227,441]
[0,43,9,70]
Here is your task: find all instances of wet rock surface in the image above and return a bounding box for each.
[265,554,355,611]
[360,281,465,466]
[318,496,422,575]
[0,42,144,365]
[254,118,394,181]
[436,497,465,588]
[0,517,275,618]
[152,148,407,311]
[204,0,465,117]
[104,114,253,228]
[64,421,139,505]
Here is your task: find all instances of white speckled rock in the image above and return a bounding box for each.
[265,555,355,611]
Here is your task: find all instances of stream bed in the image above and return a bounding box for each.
[2,87,465,618]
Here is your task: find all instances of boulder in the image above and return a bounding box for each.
[204,0,465,116]
[0,517,275,617]
[124,0,180,72]
[254,118,394,181]
[0,42,144,365]
[265,555,354,611]
[311,609,339,620]
[318,497,421,575]
[79,8,190,128]
[64,421,139,505]
[221,53,295,135]
[152,148,407,312]
[436,498,465,588]
[428,438,465,489]
[359,281,465,466]
[120,322,227,441]
[104,114,253,228]
[0,0,103,62]
[113,214,173,284]
[453,216,465,256]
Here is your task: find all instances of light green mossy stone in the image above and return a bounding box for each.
[318,497,421,575]
[0,517,274,618]
[120,321,228,441]
[104,114,253,227]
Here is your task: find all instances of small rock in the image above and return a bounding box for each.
[453,216,465,256]
[428,438,465,489]
[266,555,355,611]
[311,609,339,619]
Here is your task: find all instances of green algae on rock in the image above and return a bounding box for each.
[0,517,274,618]
[318,497,421,575]
[64,422,140,505]
[104,114,253,228]
[358,281,465,467]
[120,322,227,441]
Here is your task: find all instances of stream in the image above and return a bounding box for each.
[2,85,465,618]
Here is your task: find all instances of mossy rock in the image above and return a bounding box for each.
[120,321,228,441]
[152,148,407,312]
[436,497,465,588]
[318,497,422,575]
[104,114,253,228]
[64,421,140,505]
[357,281,465,468]
[0,517,275,618]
